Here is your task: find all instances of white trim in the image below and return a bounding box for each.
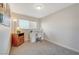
[45,39,79,53]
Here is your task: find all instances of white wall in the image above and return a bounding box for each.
[0,25,11,54]
[41,4,79,52]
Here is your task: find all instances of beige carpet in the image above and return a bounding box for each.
[10,40,79,55]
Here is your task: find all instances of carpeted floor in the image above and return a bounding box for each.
[10,40,79,55]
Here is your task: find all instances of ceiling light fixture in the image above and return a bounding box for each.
[36,6,41,10]
[34,4,44,10]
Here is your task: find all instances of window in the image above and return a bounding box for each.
[19,19,37,29]
[19,20,29,29]
[29,21,37,29]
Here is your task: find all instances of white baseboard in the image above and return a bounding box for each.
[45,39,79,53]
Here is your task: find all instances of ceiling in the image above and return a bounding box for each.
[9,3,73,18]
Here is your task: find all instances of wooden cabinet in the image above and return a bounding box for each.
[12,33,24,46]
